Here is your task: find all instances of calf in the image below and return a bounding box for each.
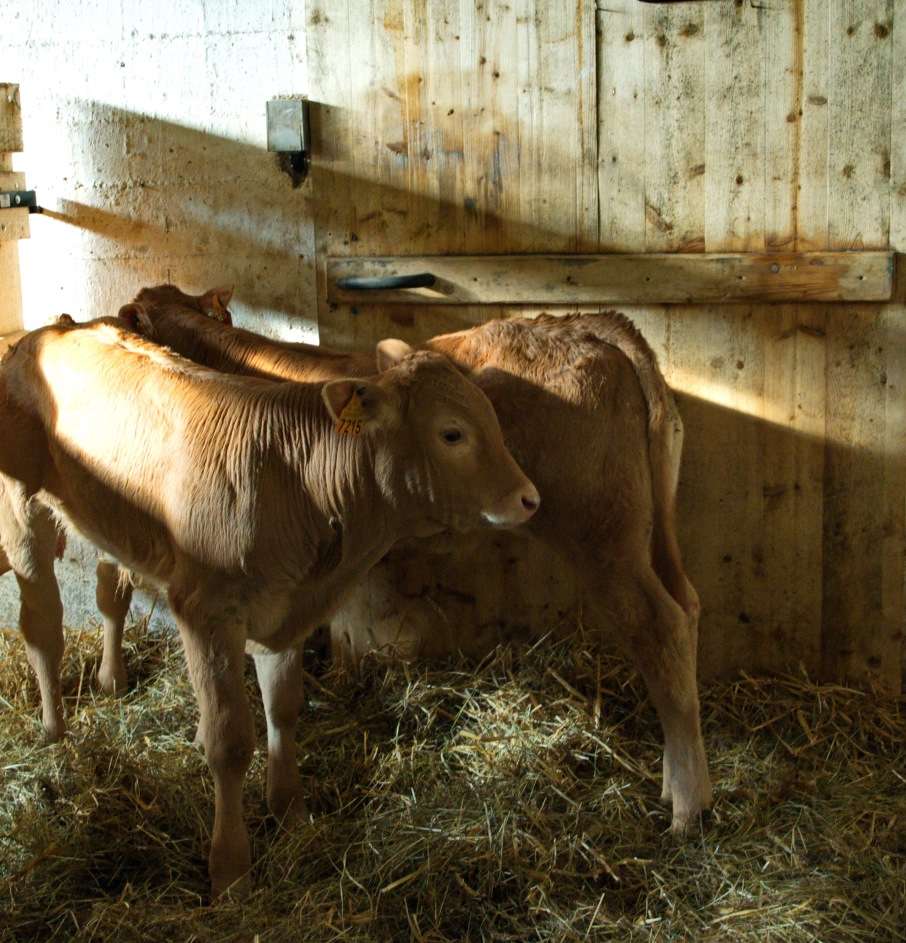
[0,317,537,895]
[118,285,711,835]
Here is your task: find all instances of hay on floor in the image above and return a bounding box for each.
[0,621,904,942]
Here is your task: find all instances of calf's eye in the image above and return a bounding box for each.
[441,429,463,444]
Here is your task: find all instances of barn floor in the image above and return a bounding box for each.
[0,625,903,942]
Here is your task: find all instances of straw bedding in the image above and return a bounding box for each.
[1,621,903,942]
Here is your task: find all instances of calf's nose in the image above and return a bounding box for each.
[482,480,541,527]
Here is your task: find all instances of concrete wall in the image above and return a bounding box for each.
[1,0,315,630]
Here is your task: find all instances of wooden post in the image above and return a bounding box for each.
[0,83,25,335]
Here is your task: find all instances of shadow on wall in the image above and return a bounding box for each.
[337,374,896,687]
[7,96,904,687]
[20,100,316,339]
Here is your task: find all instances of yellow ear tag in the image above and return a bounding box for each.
[336,394,367,436]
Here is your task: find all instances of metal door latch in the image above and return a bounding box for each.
[0,190,42,213]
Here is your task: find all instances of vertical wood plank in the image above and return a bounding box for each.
[594,0,669,369]
[822,308,893,685]
[764,0,800,252]
[798,0,830,251]
[306,0,355,347]
[670,307,764,679]
[761,0,824,675]
[826,0,893,250]
[822,0,899,689]
[890,0,906,682]
[0,85,23,153]
[597,0,646,253]
[574,0,599,255]
[704,1,766,253]
[758,303,825,674]
[789,0,831,676]
[642,2,705,252]
[0,242,22,334]
[683,1,767,675]
[0,86,24,333]
[635,0,720,670]
[890,0,906,253]
[879,297,906,689]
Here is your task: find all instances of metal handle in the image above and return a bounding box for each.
[336,272,436,291]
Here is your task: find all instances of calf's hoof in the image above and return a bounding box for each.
[97,663,128,697]
[43,717,66,744]
[668,776,713,835]
[267,783,309,826]
[210,870,252,902]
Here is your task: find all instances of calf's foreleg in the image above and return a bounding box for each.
[174,596,255,898]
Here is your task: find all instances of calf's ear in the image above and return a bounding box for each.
[118,302,155,337]
[322,378,395,432]
[199,286,234,323]
[376,338,414,372]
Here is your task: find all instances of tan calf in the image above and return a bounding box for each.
[0,317,537,896]
[117,285,711,834]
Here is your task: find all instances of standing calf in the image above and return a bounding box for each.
[0,317,537,895]
[117,285,711,835]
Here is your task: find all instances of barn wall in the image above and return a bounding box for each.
[310,0,906,690]
[3,0,315,339]
[1,0,315,630]
[1,0,903,689]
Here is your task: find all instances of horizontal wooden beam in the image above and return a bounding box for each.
[327,252,894,305]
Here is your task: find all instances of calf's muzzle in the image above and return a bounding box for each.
[481,479,541,527]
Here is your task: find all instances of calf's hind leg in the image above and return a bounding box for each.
[253,645,307,821]
[95,560,133,695]
[173,595,255,898]
[583,558,711,832]
[1,498,66,741]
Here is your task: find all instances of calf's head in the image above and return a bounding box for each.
[118,284,234,335]
[322,341,539,532]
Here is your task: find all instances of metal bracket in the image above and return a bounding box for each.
[267,99,311,187]
[0,190,42,214]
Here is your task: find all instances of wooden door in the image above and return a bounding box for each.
[305,0,906,690]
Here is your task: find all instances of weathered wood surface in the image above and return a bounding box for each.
[0,249,23,334]
[328,252,894,304]
[308,0,597,350]
[0,171,30,242]
[0,85,22,153]
[308,0,906,690]
[0,330,25,354]
[0,85,24,327]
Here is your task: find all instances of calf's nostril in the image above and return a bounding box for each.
[522,494,539,512]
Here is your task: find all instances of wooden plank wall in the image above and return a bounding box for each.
[307,0,906,690]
